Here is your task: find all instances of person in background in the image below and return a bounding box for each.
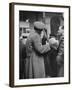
[25,21,51,78]
[56,26,64,77]
[19,35,27,79]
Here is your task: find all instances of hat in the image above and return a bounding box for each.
[34,21,45,31]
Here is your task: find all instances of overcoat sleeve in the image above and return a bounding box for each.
[33,34,50,54]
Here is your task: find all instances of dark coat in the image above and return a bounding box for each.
[25,31,50,78]
[48,35,58,77]
[42,35,52,77]
[19,39,27,79]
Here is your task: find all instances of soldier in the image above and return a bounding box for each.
[25,21,51,78]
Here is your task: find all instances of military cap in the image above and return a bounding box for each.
[34,21,45,31]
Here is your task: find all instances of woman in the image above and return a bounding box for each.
[42,27,52,77]
[25,21,51,79]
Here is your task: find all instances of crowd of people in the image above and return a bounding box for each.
[19,21,64,79]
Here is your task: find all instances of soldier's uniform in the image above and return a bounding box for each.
[25,21,51,78]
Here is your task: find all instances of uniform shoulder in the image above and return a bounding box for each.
[27,31,39,41]
[31,31,39,39]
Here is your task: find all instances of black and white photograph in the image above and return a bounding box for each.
[9,3,70,87]
[19,11,64,79]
